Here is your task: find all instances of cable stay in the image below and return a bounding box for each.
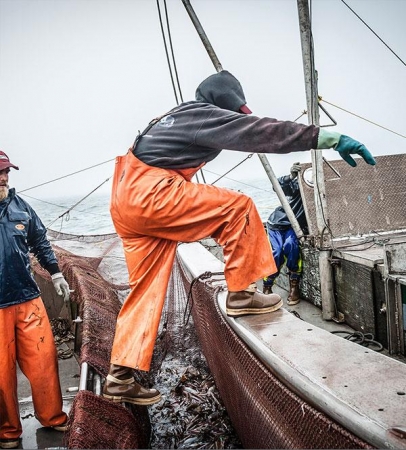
[203,168,274,193]
[293,110,307,122]
[341,0,406,68]
[157,0,215,183]
[319,97,406,139]
[296,104,337,128]
[156,0,183,104]
[44,177,111,230]
[17,158,115,194]
[17,158,115,233]
[17,1,185,211]
[20,193,112,221]
[209,154,254,185]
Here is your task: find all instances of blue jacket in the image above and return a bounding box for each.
[0,189,58,308]
[267,175,308,234]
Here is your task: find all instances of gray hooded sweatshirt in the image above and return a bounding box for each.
[134,70,318,169]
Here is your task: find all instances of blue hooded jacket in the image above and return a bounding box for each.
[0,188,59,308]
[267,175,308,234]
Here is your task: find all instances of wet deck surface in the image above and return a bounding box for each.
[260,280,354,333]
[17,343,79,449]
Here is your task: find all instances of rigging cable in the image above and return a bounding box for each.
[308,0,333,247]
[340,0,406,68]
[156,0,182,104]
[20,193,112,221]
[210,154,254,185]
[318,97,406,139]
[163,0,183,103]
[17,158,114,194]
[301,1,404,246]
[293,110,307,122]
[45,178,111,230]
[202,169,275,193]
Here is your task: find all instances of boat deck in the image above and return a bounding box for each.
[178,241,406,449]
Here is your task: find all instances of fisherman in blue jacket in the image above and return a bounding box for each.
[0,151,71,449]
[263,162,307,305]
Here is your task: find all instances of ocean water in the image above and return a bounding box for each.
[22,177,280,236]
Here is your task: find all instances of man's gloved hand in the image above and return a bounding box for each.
[334,135,376,167]
[317,129,376,167]
[51,273,70,302]
[290,162,301,179]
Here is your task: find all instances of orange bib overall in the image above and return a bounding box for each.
[109,151,276,371]
[0,298,67,439]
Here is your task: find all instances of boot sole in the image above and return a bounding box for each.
[287,299,300,306]
[103,393,162,406]
[226,299,283,317]
[52,424,68,432]
[0,441,19,449]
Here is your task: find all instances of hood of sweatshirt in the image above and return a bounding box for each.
[195,70,251,114]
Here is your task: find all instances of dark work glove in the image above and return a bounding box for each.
[290,162,301,179]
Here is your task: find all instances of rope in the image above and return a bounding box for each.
[340,0,406,68]
[45,178,111,229]
[293,110,307,122]
[184,271,225,325]
[288,310,303,320]
[310,93,406,249]
[20,193,111,221]
[319,97,406,139]
[163,0,183,103]
[331,330,383,351]
[156,0,181,105]
[210,154,254,185]
[17,158,114,194]
[203,168,273,193]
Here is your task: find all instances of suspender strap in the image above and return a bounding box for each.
[131,108,178,151]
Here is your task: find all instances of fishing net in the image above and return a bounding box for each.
[31,229,373,449]
[64,390,151,449]
[177,261,374,450]
[31,232,146,448]
[300,154,406,238]
[31,231,239,449]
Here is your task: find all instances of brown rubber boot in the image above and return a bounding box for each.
[287,279,300,306]
[102,364,161,405]
[226,283,283,317]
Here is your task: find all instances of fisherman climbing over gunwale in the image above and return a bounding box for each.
[104,70,376,406]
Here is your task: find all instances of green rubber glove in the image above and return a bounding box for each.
[317,129,376,167]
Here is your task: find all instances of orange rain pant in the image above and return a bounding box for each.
[109,151,277,371]
[0,298,67,440]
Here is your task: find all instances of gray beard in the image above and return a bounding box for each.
[0,186,9,201]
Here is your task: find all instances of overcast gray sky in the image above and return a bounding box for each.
[1,0,405,199]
